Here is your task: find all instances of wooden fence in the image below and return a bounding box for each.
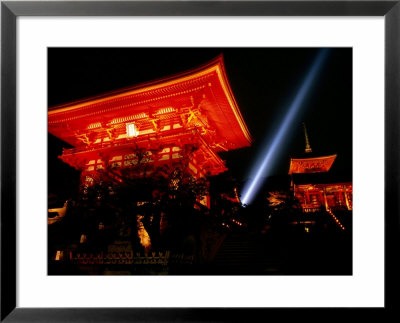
[63,250,194,266]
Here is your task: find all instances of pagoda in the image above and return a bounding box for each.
[48,56,252,207]
[289,123,352,216]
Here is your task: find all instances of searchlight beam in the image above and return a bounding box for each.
[241,49,330,205]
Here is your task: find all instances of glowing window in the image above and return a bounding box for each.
[111,162,121,168]
[159,155,170,161]
[126,123,139,137]
[110,156,122,161]
[124,160,138,167]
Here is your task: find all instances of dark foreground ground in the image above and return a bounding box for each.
[49,222,352,276]
[198,228,352,275]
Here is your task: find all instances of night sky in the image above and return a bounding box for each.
[48,48,352,199]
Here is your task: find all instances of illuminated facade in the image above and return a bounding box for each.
[289,124,352,214]
[48,56,252,207]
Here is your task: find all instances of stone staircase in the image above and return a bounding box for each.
[206,232,282,275]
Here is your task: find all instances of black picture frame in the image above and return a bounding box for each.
[1,1,399,322]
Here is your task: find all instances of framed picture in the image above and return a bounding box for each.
[1,1,398,321]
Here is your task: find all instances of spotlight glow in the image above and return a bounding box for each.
[241,49,330,205]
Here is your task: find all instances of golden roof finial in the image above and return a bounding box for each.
[303,122,312,153]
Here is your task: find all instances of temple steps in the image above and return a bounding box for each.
[205,232,282,275]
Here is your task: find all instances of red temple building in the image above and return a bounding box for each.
[48,56,252,208]
[289,124,352,219]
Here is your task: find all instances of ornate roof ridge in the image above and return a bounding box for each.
[290,154,338,161]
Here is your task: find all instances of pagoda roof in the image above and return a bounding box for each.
[288,154,337,174]
[48,55,252,150]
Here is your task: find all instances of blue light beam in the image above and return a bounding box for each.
[241,49,330,205]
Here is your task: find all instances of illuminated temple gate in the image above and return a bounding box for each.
[48,56,252,207]
[289,124,352,214]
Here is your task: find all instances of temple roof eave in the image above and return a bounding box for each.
[288,154,337,175]
[48,55,252,151]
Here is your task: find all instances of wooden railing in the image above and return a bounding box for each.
[60,250,195,266]
[326,207,346,230]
